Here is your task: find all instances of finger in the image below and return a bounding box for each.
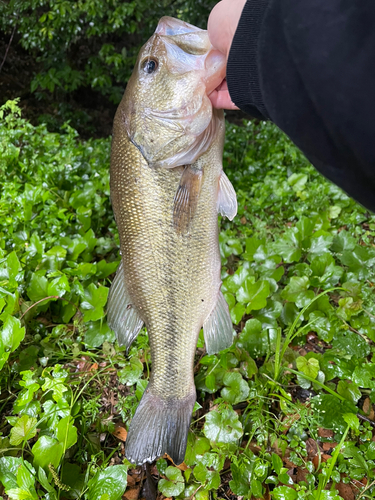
[209,89,239,110]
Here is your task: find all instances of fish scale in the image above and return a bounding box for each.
[108,16,237,465]
[111,132,223,399]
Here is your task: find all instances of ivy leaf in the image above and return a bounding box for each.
[307,231,334,257]
[309,253,343,288]
[343,413,359,431]
[84,320,115,348]
[331,230,357,253]
[27,271,48,302]
[230,302,246,325]
[296,356,320,379]
[281,276,314,308]
[337,380,362,404]
[9,415,37,446]
[158,466,184,497]
[337,297,363,321]
[332,330,370,358]
[273,229,302,263]
[0,316,26,370]
[308,311,335,342]
[47,274,70,297]
[314,394,357,434]
[221,372,249,405]
[185,436,211,467]
[229,460,253,495]
[87,465,128,500]
[203,408,243,445]
[236,278,270,311]
[81,283,109,322]
[193,462,220,490]
[224,266,249,293]
[118,357,143,386]
[237,319,276,358]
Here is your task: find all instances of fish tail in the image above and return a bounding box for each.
[125,386,196,465]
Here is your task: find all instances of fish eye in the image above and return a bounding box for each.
[142,58,158,74]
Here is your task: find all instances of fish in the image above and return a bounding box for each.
[108,16,237,466]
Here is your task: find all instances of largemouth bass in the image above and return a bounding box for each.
[108,16,237,465]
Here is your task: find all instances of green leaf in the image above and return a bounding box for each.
[158,466,184,497]
[56,416,78,449]
[273,230,301,263]
[224,266,249,293]
[221,372,249,405]
[280,276,314,308]
[343,413,359,431]
[84,320,115,348]
[118,357,143,386]
[0,457,22,490]
[193,462,220,490]
[230,302,245,325]
[203,407,243,445]
[81,283,109,321]
[9,415,37,446]
[332,330,370,358]
[237,319,276,358]
[272,453,283,475]
[229,460,253,495]
[307,231,333,256]
[313,394,357,434]
[296,357,320,379]
[27,271,48,302]
[272,485,298,500]
[32,436,64,470]
[309,253,343,288]
[47,274,70,297]
[236,278,269,307]
[288,173,308,192]
[87,465,128,500]
[0,315,25,369]
[308,311,335,342]
[337,380,362,404]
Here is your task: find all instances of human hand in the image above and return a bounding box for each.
[207,0,246,109]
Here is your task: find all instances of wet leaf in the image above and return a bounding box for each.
[158,466,184,497]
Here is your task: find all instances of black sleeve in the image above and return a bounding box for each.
[227,0,375,213]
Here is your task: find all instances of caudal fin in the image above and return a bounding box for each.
[125,387,196,465]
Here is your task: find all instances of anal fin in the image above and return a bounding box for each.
[173,165,203,234]
[203,291,233,355]
[217,171,237,220]
[107,260,144,349]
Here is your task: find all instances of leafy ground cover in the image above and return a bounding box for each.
[0,99,375,499]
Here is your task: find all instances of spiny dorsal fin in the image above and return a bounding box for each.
[203,290,234,355]
[217,172,237,220]
[107,260,144,349]
[173,165,203,234]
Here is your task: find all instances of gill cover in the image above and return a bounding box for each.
[122,17,226,168]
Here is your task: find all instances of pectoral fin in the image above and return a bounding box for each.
[173,165,203,234]
[107,260,144,349]
[203,291,233,355]
[217,172,237,220]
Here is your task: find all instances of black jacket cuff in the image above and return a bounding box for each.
[227,0,270,119]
